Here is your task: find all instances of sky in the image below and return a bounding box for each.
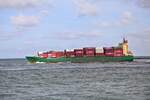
[0,0,150,58]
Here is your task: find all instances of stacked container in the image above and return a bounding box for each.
[65,49,75,57]
[74,49,84,57]
[47,51,64,58]
[95,47,104,56]
[104,47,114,56]
[113,47,123,57]
[83,47,95,57]
[38,52,48,58]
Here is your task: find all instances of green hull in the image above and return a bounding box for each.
[26,56,134,63]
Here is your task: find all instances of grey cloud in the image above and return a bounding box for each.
[0,31,18,41]
[0,0,52,9]
[54,31,103,40]
[120,11,134,25]
[42,30,103,40]
[137,0,150,8]
[72,0,98,16]
[127,28,150,56]
[123,0,150,8]
[129,28,150,40]
[96,11,135,28]
[10,15,40,28]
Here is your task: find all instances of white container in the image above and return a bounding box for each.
[66,49,74,52]
[96,47,104,53]
[38,51,43,54]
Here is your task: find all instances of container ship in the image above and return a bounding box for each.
[26,38,134,63]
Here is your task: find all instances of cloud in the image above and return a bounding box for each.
[0,0,52,9]
[40,10,49,16]
[123,0,150,9]
[127,28,150,56]
[129,28,150,40]
[0,31,19,41]
[72,0,98,16]
[10,14,40,28]
[96,11,134,27]
[137,0,150,8]
[41,30,103,40]
[52,30,103,40]
[120,11,134,25]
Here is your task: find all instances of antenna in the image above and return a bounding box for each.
[123,37,125,43]
[123,37,128,43]
[121,33,126,42]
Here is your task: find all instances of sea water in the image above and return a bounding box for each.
[0,59,150,100]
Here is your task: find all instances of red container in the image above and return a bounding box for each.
[114,53,123,57]
[105,52,114,56]
[39,53,48,58]
[85,54,95,56]
[104,47,113,52]
[83,47,95,50]
[114,48,123,57]
[96,53,105,56]
[74,49,84,57]
[104,47,114,56]
[65,51,75,57]
[83,47,95,56]
[114,49,123,53]
[103,47,113,50]
[48,51,64,58]
[56,51,64,57]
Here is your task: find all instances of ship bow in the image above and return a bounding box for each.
[26,56,38,63]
